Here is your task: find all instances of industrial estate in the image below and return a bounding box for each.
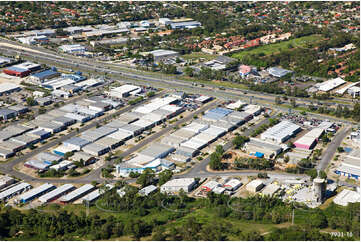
[0,1,359,241]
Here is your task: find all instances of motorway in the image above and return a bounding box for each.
[0,38,356,185]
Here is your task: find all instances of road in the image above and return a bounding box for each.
[0,92,163,182]
[179,113,278,178]
[317,126,352,171]
[0,39,356,117]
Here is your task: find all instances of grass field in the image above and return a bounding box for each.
[182,52,217,61]
[231,34,321,60]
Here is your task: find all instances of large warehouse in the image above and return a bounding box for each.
[293,128,324,150]
[260,120,301,143]
[109,84,141,98]
[317,77,346,92]
[0,83,21,96]
[160,178,196,193]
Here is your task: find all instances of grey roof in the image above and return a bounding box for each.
[119,124,143,133]
[117,112,140,124]
[35,152,62,163]
[8,105,28,112]
[0,182,31,201]
[139,143,175,158]
[82,142,109,153]
[52,116,76,125]
[60,184,94,202]
[139,185,157,196]
[18,183,55,202]
[10,134,39,145]
[0,108,17,116]
[215,55,237,64]
[0,147,13,156]
[63,137,90,147]
[104,120,127,129]
[38,184,75,203]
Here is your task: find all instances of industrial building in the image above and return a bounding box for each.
[293,128,324,150]
[81,184,114,203]
[149,49,179,62]
[0,56,14,67]
[244,138,283,159]
[38,184,75,204]
[59,44,86,53]
[317,77,346,92]
[260,120,301,143]
[0,182,32,202]
[18,183,55,203]
[267,67,293,78]
[139,143,175,159]
[70,152,96,166]
[24,160,52,171]
[139,185,157,196]
[34,152,62,164]
[223,179,242,191]
[334,153,360,180]
[170,21,201,29]
[109,84,141,98]
[50,160,73,171]
[3,66,30,77]
[246,179,264,193]
[0,108,17,121]
[160,178,196,194]
[0,175,15,190]
[201,180,221,192]
[59,184,95,204]
[82,143,110,156]
[333,189,360,207]
[29,69,60,83]
[0,147,14,159]
[63,137,91,151]
[261,183,281,196]
[0,83,21,96]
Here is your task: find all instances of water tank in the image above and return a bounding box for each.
[313,178,326,202]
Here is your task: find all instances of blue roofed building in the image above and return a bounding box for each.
[30,69,60,83]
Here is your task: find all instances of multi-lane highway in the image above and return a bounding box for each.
[0,38,356,185]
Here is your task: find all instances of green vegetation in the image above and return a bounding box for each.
[0,188,358,241]
[234,158,274,170]
[232,135,249,149]
[209,145,225,170]
[128,96,144,105]
[232,35,320,60]
[182,52,217,61]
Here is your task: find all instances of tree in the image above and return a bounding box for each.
[136,168,155,188]
[215,145,224,155]
[158,170,173,186]
[233,135,249,149]
[26,97,37,106]
[184,66,194,77]
[209,152,223,170]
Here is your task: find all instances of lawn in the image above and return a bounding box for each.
[182,52,218,61]
[231,34,321,60]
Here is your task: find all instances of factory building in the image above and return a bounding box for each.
[260,120,301,143]
[70,151,96,166]
[0,182,32,202]
[201,181,221,192]
[261,183,281,197]
[63,137,91,151]
[267,67,293,78]
[3,66,31,77]
[170,21,201,29]
[18,183,55,203]
[0,83,21,96]
[34,152,63,164]
[81,184,114,203]
[333,189,360,207]
[139,143,175,159]
[59,44,86,53]
[293,128,324,150]
[24,160,52,171]
[317,77,346,92]
[0,108,17,121]
[149,49,179,63]
[109,84,141,98]
[0,175,15,190]
[244,138,283,159]
[223,179,242,191]
[38,184,75,204]
[29,69,60,83]
[59,184,95,204]
[49,160,73,171]
[0,147,14,159]
[334,150,360,180]
[246,179,264,193]
[82,143,110,156]
[139,185,157,196]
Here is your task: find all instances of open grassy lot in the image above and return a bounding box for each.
[232,34,321,60]
[182,52,218,61]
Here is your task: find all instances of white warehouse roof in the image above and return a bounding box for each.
[333,189,360,206]
[38,184,75,203]
[318,77,346,92]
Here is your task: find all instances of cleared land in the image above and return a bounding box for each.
[231,34,321,60]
